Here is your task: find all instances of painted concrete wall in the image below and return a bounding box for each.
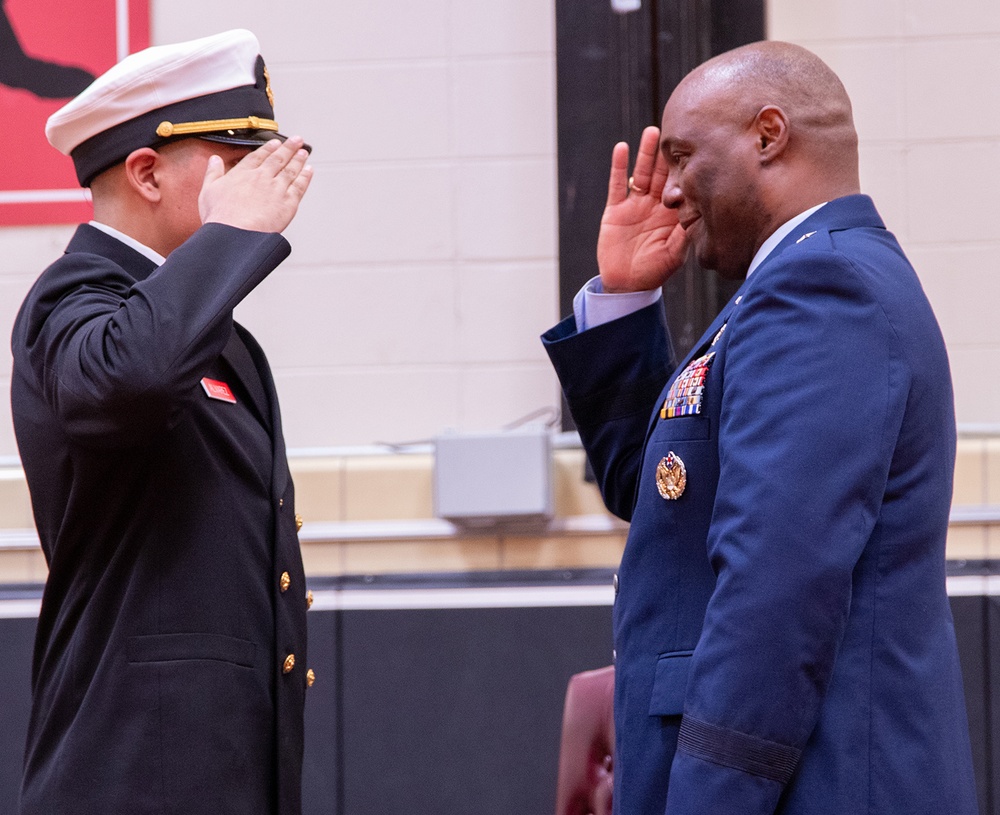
[1,0,997,463]
[769,0,1000,425]
[0,0,561,456]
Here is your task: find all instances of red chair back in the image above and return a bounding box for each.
[554,665,615,815]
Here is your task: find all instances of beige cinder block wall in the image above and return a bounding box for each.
[0,0,562,459]
[768,0,1000,426]
[4,3,997,456]
[1,2,999,581]
[164,0,563,451]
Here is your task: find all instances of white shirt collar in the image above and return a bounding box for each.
[88,221,167,266]
[746,202,827,277]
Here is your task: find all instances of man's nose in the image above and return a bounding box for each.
[661,173,682,209]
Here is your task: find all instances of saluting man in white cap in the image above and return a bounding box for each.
[12,30,315,815]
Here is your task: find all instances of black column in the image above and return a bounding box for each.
[554,0,764,414]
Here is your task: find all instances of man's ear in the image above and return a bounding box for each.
[123,148,162,202]
[754,105,789,163]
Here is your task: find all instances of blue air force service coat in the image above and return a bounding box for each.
[543,196,978,815]
[11,224,309,815]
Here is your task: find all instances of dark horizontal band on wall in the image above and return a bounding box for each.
[6,565,1000,618]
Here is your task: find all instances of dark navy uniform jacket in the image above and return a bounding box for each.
[543,196,978,814]
[11,223,309,815]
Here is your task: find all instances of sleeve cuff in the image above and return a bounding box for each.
[677,715,800,785]
[573,276,663,332]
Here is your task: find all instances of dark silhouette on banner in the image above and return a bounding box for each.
[0,0,149,226]
[1,0,94,98]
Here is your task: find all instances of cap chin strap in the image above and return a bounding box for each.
[155,116,279,138]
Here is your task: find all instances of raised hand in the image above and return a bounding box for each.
[597,126,689,293]
[199,136,313,233]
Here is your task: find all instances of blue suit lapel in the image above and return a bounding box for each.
[670,195,885,377]
[752,194,886,279]
[642,287,742,442]
[642,194,885,444]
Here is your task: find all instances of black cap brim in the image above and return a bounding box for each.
[199,130,312,154]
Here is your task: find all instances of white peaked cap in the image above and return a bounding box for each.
[44,29,300,186]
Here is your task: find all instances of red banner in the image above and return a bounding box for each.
[0,0,149,225]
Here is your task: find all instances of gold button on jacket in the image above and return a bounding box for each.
[11,223,312,815]
[295,513,303,532]
[306,590,314,609]
[282,654,295,674]
[279,571,291,592]
[306,668,315,688]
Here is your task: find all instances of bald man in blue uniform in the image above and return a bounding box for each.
[543,41,978,815]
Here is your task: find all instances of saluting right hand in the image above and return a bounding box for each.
[597,126,689,293]
[198,136,313,233]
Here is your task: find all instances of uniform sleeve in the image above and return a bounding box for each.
[24,224,290,446]
[542,301,675,521]
[664,250,904,813]
[574,274,663,331]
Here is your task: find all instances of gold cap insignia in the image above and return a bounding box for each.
[263,65,275,108]
[656,452,687,500]
[155,116,279,139]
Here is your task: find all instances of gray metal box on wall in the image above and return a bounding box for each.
[433,427,553,525]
